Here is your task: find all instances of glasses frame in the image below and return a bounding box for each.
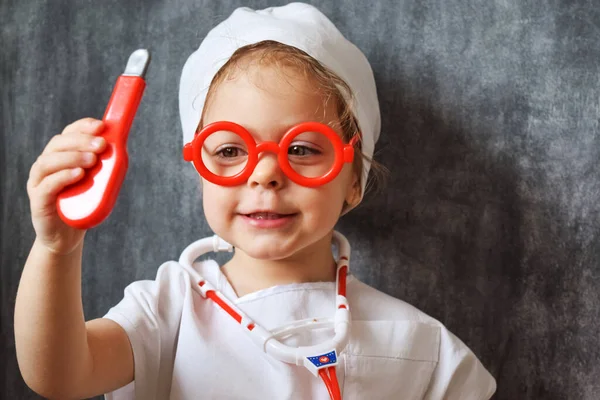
[183,121,360,187]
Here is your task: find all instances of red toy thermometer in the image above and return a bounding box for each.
[57,49,151,229]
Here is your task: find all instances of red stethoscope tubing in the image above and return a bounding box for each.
[319,367,342,400]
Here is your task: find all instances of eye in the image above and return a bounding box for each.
[215,146,246,158]
[219,147,238,157]
[288,144,321,156]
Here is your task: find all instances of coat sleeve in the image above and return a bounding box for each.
[102,261,190,400]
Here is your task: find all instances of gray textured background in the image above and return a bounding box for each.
[2,0,599,399]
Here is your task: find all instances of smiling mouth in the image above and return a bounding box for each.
[239,211,299,229]
[244,212,295,220]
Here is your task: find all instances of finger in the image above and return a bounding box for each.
[29,151,97,189]
[43,132,107,155]
[29,168,85,213]
[61,118,104,136]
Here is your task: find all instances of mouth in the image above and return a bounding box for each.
[243,212,294,219]
[239,210,298,228]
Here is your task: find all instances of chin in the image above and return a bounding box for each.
[239,247,291,261]
[214,223,311,261]
[233,232,301,260]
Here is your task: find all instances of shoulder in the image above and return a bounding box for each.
[120,260,192,302]
[103,258,218,324]
[347,276,440,324]
[117,256,220,296]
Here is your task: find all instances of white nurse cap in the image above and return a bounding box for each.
[179,2,381,198]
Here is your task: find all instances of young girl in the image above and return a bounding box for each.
[15,3,496,399]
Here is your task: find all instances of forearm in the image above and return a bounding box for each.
[14,237,92,398]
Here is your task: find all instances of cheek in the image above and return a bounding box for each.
[302,173,351,218]
[202,182,236,230]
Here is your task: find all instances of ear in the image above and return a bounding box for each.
[341,173,361,216]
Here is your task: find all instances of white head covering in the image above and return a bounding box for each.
[179,2,380,199]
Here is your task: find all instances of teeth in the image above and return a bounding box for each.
[250,212,281,220]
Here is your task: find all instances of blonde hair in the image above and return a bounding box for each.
[199,40,387,199]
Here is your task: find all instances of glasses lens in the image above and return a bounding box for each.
[201,130,248,177]
[288,130,336,179]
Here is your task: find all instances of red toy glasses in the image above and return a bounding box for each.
[182,121,360,187]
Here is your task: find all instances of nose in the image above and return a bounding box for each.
[247,152,284,190]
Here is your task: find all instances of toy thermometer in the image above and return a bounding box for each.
[57,49,150,229]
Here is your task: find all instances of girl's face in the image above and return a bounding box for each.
[201,64,359,261]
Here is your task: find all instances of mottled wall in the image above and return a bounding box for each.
[2,1,599,399]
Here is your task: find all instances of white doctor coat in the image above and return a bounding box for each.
[103,257,496,399]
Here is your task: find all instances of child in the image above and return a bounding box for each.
[15,3,496,399]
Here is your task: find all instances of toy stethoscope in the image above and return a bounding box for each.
[178,231,352,400]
